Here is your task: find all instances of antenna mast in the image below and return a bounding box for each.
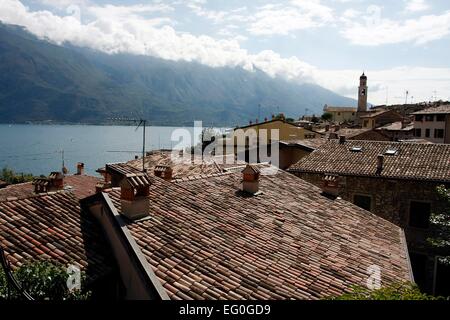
[108,118,148,173]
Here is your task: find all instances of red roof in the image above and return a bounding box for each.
[99,169,412,299]
[0,191,114,283]
[0,175,101,201]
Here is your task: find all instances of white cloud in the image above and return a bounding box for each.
[405,0,429,13]
[341,10,450,45]
[247,0,333,36]
[1,1,449,106]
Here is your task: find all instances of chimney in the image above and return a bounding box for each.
[33,178,50,194]
[154,165,173,181]
[334,125,341,132]
[321,174,339,198]
[339,135,346,144]
[95,182,111,194]
[264,117,268,122]
[48,172,64,191]
[377,154,384,172]
[325,124,330,132]
[271,114,275,120]
[120,173,151,220]
[76,162,85,175]
[242,164,260,194]
[249,120,253,125]
[135,155,139,160]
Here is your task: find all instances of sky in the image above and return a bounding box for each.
[1,0,450,105]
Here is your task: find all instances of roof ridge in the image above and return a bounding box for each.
[0,188,73,203]
[172,170,234,183]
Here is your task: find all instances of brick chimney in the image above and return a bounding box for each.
[321,174,339,198]
[120,173,151,220]
[242,164,260,194]
[154,165,173,181]
[48,172,64,190]
[33,178,50,194]
[96,182,112,194]
[377,154,384,172]
[34,172,64,193]
[76,162,85,175]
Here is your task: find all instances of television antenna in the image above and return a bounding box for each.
[108,118,148,172]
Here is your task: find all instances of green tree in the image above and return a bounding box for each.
[0,260,91,300]
[329,282,439,300]
[321,112,333,121]
[428,185,450,265]
[0,167,35,185]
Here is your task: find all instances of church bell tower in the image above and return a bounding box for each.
[358,72,368,112]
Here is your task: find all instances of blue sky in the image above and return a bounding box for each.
[1,0,450,105]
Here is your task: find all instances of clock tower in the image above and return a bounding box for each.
[358,72,368,112]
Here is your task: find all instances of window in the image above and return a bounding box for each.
[385,149,397,156]
[415,115,423,121]
[354,194,372,211]
[414,128,422,137]
[409,201,431,228]
[337,112,341,116]
[425,128,430,138]
[410,253,428,290]
[435,129,444,139]
[352,112,355,116]
[425,115,434,121]
[436,114,445,122]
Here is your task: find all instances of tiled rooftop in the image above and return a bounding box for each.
[288,140,450,182]
[377,121,414,131]
[125,150,245,179]
[412,104,450,114]
[0,191,114,283]
[0,175,101,202]
[280,138,328,150]
[105,169,412,299]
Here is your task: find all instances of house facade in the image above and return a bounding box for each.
[413,105,450,144]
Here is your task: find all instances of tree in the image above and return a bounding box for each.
[321,112,333,121]
[428,185,450,265]
[0,167,35,185]
[0,260,91,300]
[329,282,439,300]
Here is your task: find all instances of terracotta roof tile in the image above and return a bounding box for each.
[288,140,450,182]
[0,191,114,283]
[106,168,412,299]
[0,175,101,201]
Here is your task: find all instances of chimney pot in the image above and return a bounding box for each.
[377,154,384,171]
[76,162,85,175]
[48,172,64,191]
[120,173,151,220]
[154,165,173,181]
[321,174,339,198]
[242,164,260,194]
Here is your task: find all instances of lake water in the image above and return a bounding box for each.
[0,124,226,176]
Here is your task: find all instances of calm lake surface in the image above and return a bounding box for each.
[0,124,226,176]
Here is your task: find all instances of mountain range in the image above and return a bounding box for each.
[0,23,356,126]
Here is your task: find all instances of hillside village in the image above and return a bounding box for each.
[0,74,449,300]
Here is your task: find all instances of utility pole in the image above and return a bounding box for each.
[109,118,148,172]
